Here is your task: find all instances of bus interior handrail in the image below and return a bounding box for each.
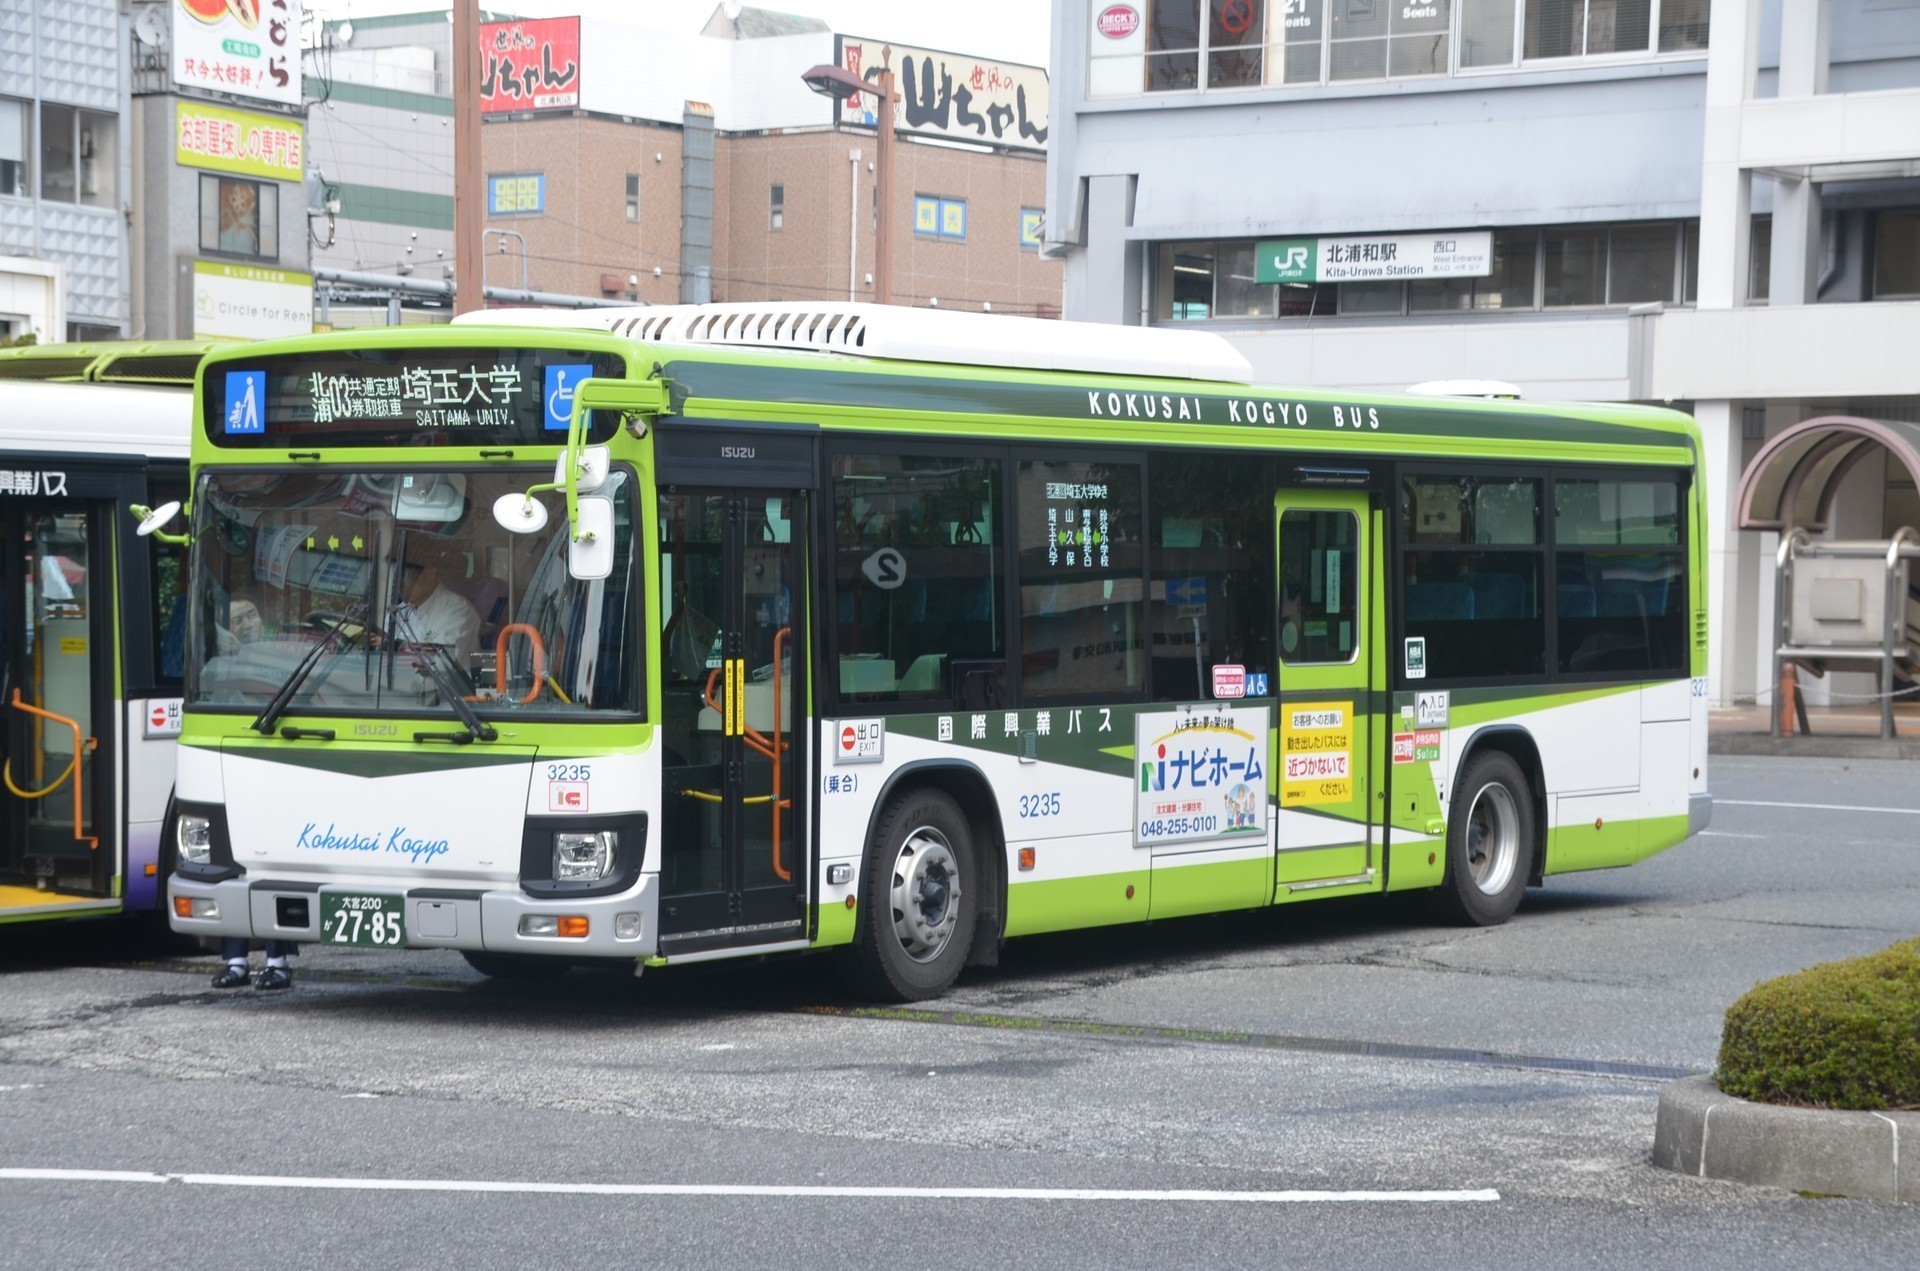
[4,689,99,852]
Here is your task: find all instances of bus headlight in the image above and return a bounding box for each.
[177,814,214,864]
[553,830,616,882]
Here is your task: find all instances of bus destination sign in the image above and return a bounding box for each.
[205,347,626,448]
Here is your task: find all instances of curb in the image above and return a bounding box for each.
[1710,734,1920,760]
[1653,1075,1918,1203]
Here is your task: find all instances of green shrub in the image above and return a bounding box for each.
[1716,937,1920,1110]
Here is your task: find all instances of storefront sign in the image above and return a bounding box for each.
[480,17,581,114]
[176,101,303,181]
[838,36,1048,152]
[172,0,303,108]
[192,261,313,342]
[1256,232,1494,284]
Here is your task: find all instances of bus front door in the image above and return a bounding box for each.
[1272,491,1380,895]
[656,488,811,955]
[1,501,113,905]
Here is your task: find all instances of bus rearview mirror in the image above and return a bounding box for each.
[568,497,615,581]
[133,501,181,536]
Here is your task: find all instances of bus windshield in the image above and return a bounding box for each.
[185,466,640,718]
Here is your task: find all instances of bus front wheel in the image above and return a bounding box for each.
[846,788,978,1002]
[1435,751,1533,927]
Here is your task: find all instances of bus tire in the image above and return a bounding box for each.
[461,950,573,980]
[846,787,977,1002]
[1435,751,1533,927]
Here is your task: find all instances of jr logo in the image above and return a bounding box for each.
[1279,245,1309,271]
[543,363,594,431]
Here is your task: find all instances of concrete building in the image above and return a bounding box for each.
[123,0,311,343]
[0,0,128,341]
[1044,0,1920,709]
[304,7,1058,317]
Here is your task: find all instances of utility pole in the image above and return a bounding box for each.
[872,47,897,307]
[452,0,484,315]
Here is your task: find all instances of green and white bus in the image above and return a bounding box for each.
[0,342,208,929]
[162,305,1708,998]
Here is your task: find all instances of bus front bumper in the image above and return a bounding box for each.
[167,873,659,959]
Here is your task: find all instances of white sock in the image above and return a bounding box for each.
[266,956,288,969]
[227,958,247,970]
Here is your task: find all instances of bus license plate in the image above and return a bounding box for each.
[321,893,405,947]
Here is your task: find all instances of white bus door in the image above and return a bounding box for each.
[2,501,112,904]
[1272,491,1379,894]
[656,487,811,954]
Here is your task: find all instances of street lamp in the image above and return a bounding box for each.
[802,50,897,306]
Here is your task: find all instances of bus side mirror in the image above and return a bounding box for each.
[567,497,615,580]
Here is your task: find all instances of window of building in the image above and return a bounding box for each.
[1492,0,1704,63]
[1149,453,1275,698]
[1607,222,1678,303]
[1158,223,1694,321]
[1748,215,1771,302]
[1401,474,1546,680]
[831,450,1003,703]
[626,174,641,223]
[1017,458,1146,701]
[39,104,115,208]
[915,195,967,241]
[0,97,27,197]
[1873,211,1920,299]
[1553,476,1686,674]
[770,183,784,232]
[1107,0,1709,89]
[1120,0,1710,91]
[1280,509,1358,665]
[1020,208,1044,250]
[199,174,279,260]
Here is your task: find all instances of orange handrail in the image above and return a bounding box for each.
[698,630,794,882]
[6,688,98,851]
[495,623,547,704]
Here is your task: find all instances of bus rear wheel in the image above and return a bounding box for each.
[846,788,977,1002]
[1434,751,1534,927]
[461,950,573,980]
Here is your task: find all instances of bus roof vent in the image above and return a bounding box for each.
[455,302,1252,383]
[1405,379,1525,400]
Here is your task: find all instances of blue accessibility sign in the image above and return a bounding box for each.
[543,363,595,431]
[1245,672,1270,697]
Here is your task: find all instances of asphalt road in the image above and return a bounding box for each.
[3,754,1917,1268]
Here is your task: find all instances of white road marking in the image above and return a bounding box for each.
[1719,799,1920,816]
[0,1168,1497,1204]
[1697,831,1766,839]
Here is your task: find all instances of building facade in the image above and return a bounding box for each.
[125,0,312,343]
[304,7,1059,318]
[1045,0,1920,708]
[0,0,127,341]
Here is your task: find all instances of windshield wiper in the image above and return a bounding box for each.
[387,609,496,744]
[251,607,376,735]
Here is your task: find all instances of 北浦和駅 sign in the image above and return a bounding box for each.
[1256,233,1494,284]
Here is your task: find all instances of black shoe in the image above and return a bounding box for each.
[211,965,251,989]
[254,966,293,991]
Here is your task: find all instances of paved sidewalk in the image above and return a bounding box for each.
[1710,701,1920,759]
